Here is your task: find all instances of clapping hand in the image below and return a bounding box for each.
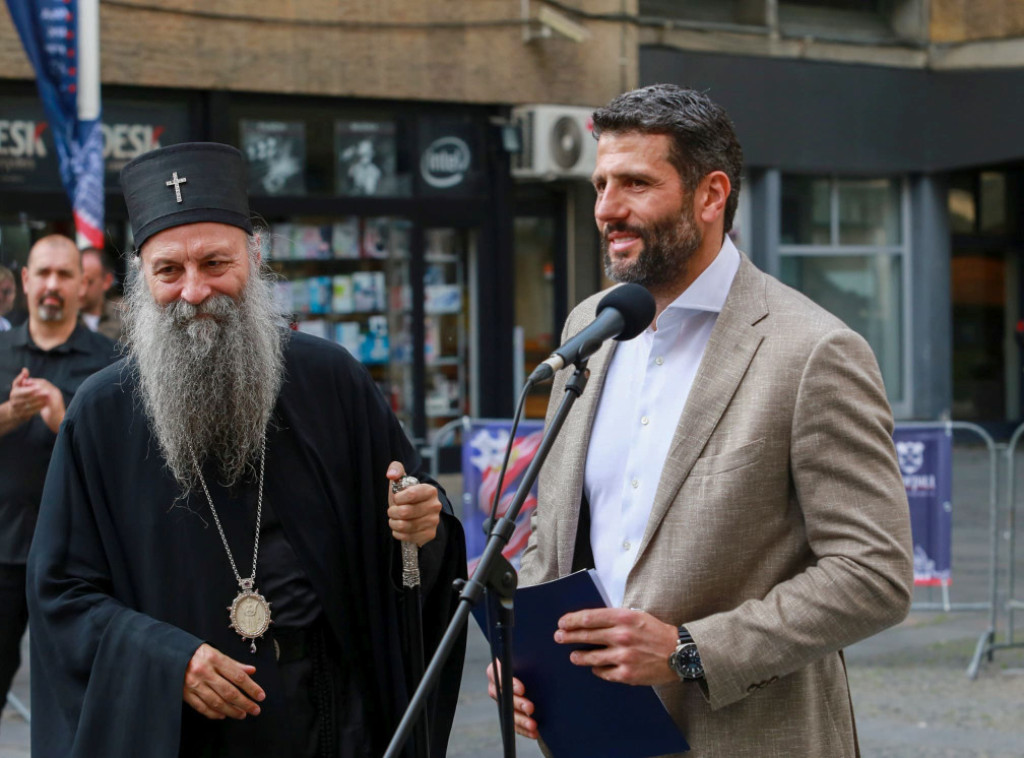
[8,368,66,433]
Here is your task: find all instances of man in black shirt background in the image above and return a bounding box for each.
[0,234,117,722]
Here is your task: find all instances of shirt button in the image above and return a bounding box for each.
[631,478,639,489]
[641,416,649,425]
[622,541,631,551]
[655,356,664,366]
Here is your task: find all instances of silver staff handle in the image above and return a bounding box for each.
[391,475,421,588]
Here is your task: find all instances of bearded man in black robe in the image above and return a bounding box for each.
[26,142,466,758]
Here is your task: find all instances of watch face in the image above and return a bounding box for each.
[671,644,704,680]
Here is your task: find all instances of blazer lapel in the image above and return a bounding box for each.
[554,336,617,577]
[633,256,769,563]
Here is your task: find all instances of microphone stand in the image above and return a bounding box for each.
[385,362,590,758]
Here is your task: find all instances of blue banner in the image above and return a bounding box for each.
[6,0,104,247]
[461,420,544,574]
[894,426,953,586]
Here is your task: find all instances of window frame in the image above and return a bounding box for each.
[777,174,912,417]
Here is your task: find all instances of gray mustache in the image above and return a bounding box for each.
[167,295,238,327]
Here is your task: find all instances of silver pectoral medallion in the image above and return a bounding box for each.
[228,579,272,653]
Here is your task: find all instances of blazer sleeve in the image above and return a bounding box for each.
[686,327,914,710]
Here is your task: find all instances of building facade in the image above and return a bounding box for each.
[0,0,630,455]
[633,0,1024,428]
[4,0,1024,438]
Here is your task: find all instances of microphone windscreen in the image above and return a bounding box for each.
[596,283,656,341]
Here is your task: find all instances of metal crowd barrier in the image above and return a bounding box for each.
[5,692,29,723]
[426,416,470,483]
[983,421,1024,673]
[895,422,999,678]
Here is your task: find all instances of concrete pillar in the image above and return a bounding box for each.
[909,173,953,421]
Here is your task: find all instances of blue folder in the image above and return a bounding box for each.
[474,569,690,757]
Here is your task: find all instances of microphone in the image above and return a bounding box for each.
[529,283,655,383]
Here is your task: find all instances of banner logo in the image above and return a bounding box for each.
[896,440,925,475]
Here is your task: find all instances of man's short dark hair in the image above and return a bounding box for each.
[592,84,744,232]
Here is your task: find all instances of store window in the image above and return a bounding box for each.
[422,227,473,441]
[947,169,1018,238]
[236,102,489,448]
[260,216,409,416]
[514,216,557,419]
[780,175,908,406]
[980,171,1010,236]
[231,102,417,198]
[947,166,1023,422]
[948,174,977,234]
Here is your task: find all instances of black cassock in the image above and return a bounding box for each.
[27,331,466,758]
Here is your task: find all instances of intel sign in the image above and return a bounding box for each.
[420,136,471,189]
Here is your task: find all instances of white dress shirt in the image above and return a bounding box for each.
[584,237,741,607]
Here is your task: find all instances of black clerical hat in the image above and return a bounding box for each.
[120,142,253,252]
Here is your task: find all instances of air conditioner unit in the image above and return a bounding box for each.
[511,105,597,181]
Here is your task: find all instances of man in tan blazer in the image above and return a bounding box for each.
[492,85,913,757]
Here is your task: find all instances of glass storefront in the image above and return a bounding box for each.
[780,175,908,407]
[948,165,1023,423]
[233,102,492,446]
[1,85,509,456]
[780,253,904,399]
[422,227,474,440]
[514,215,557,418]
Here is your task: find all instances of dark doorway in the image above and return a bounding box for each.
[949,166,1024,426]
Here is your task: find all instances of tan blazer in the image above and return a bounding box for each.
[519,255,913,758]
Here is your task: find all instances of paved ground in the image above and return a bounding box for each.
[847,613,1024,758]
[0,638,28,758]
[3,445,1023,756]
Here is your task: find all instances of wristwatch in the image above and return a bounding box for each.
[668,625,704,681]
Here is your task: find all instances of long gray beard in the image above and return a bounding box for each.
[122,254,286,494]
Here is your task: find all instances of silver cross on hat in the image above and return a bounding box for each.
[165,171,187,203]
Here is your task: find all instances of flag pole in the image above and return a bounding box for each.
[75,0,104,249]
